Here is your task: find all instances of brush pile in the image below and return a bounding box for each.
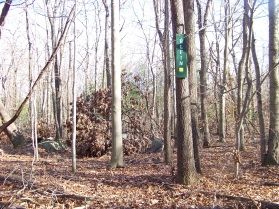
[65,77,158,157]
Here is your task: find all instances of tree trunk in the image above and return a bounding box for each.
[171,0,199,185]
[102,0,111,87]
[236,0,249,151]
[110,0,124,169]
[0,101,25,148]
[219,0,230,142]
[183,0,202,174]
[152,0,172,165]
[72,0,77,173]
[266,0,279,165]
[46,0,63,140]
[25,2,38,159]
[0,0,12,37]
[196,0,211,148]
[252,31,266,164]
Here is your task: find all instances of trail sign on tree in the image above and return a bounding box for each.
[176,34,187,78]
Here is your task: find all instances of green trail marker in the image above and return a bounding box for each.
[176,34,187,78]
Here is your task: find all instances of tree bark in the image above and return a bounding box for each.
[0,0,12,38]
[171,0,199,185]
[110,0,124,169]
[196,0,211,148]
[72,0,77,173]
[153,0,172,165]
[219,0,230,142]
[266,0,279,165]
[252,31,266,164]
[236,0,249,151]
[46,0,63,140]
[183,0,201,174]
[102,0,111,87]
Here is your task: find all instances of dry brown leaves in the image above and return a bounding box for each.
[0,137,279,209]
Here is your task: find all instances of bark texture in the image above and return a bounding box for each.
[183,0,201,174]
[266,0,279,165]
[196,0,211,148]
[110,0,124,169]
[171,0,198,185]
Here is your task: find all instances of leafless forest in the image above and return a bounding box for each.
[0,0,278,208]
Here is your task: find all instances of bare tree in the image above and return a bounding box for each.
[46,0,63,140]
[93,1,102,92]
[196,0,212,148]
[25,1,38,159]
[236,0,249,151]
[72,0,77,173]
[219,0,231,142]
[252,31,266,164]
[152,0,172,165]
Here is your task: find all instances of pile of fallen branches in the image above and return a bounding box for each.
[65,76,158,157]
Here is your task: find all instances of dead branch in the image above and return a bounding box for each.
[0,174,94,202]
[262,182,279,187]
[175,190,279,209]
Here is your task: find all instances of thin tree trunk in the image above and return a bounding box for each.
[251,31,266,164]
[82,0,90,95]
[110,0,124,169]
[236,0,249,151]
[219,0,230,142]
[25,2,38,159]
[0,0,13,38]
[152,0,172,165]
[46,0,63,140]
[196,0,211,148]
[163,0,172,166]
[235,0,255,178]
[102,0,111,87]
[72,0,77,173]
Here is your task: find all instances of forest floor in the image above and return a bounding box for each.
[0,137,278,209]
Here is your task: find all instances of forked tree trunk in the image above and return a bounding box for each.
[236,0,249,151]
